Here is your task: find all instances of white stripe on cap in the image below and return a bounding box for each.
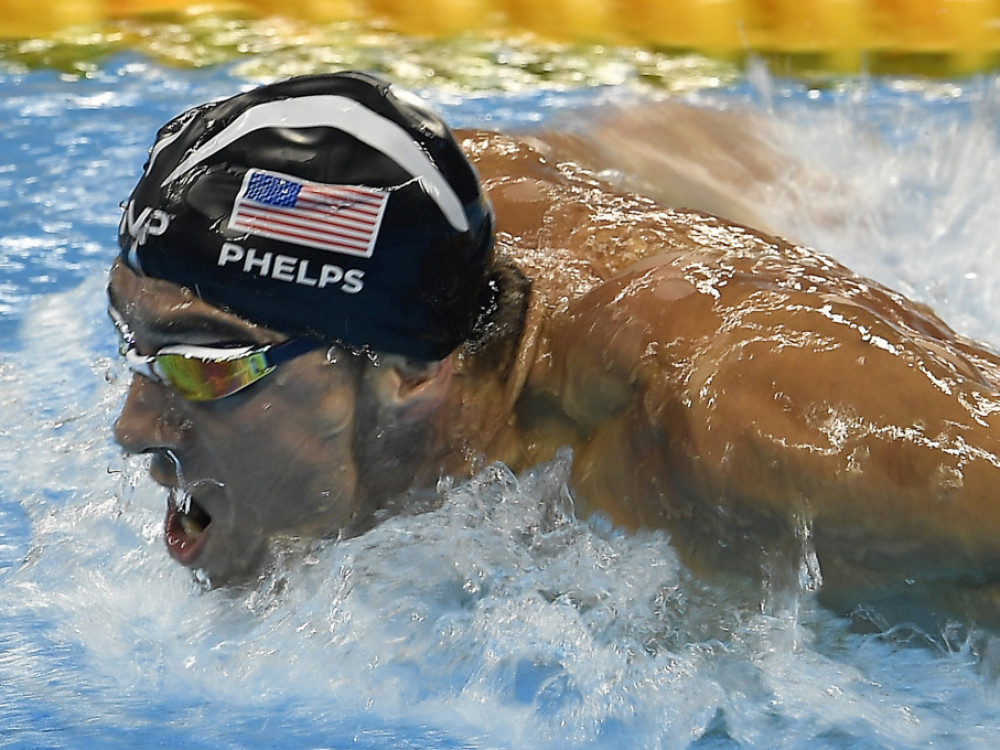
[147,126,185,174]
[159,95,470,232]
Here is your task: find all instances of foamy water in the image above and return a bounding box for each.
[2,56,1000,748]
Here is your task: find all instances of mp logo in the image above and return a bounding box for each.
[120,200,171,250]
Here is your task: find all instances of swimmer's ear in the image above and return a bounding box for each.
[370,356,454,423]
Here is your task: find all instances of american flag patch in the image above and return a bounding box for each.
[229,169,388,258]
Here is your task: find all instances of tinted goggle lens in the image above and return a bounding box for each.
[152,350,274,401]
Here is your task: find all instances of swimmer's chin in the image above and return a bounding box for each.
[167,541,270,590]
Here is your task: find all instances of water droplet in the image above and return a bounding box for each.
[163,449,224,515]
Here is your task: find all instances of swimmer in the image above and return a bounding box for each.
[109,72,1000,626]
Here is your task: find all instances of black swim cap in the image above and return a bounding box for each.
[118,71,495,361]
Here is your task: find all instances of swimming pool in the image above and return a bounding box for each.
[2,43,1000,749]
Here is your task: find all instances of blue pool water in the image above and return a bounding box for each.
[3,53,1000,748]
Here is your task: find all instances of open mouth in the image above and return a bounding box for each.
[164,496,213,565]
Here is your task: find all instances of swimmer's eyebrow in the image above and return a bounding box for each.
[144,311,263,347]
[108,288,265,347]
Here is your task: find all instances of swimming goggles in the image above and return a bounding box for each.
[109,306,320,401]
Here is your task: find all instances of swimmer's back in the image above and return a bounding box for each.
[469,129,1000,614]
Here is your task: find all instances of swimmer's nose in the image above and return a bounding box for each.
[114,376,188,454]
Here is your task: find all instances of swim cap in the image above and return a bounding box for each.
[118,71,495,361]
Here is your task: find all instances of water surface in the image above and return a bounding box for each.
[2,51,1000,749]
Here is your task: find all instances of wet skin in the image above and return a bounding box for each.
[109,263,367,583]
[475,132,1000,619]
[111,126,1000,621]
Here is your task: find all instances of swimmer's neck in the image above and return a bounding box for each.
[421,285,557,480]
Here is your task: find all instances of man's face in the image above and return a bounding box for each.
[107,261,366,585]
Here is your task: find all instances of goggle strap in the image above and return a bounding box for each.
[264,338,322,368]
